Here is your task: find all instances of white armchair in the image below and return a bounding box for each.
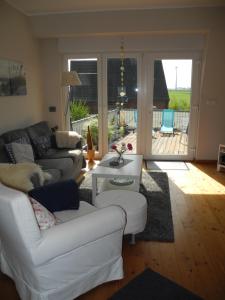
[0,183,126,300]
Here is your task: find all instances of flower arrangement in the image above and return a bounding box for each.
[111,142,133,160]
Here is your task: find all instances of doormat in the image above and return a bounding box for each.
[146,160,189,171]
[79,171,174,242]
[109,268,203,300]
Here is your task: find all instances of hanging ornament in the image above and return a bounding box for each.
[119,39,126,97]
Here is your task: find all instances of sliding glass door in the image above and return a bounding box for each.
[65,52,200,160]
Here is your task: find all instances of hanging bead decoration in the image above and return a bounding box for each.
[119,39,126,97]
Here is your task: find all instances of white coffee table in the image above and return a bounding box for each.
[91,154,143,202]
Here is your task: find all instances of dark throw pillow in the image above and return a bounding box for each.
[33,135,51,158]
[28,179,80,213]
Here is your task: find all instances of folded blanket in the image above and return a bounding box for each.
[55,131,81,149]
[0,162,51,192]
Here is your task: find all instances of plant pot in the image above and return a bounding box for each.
[87,149,95,162]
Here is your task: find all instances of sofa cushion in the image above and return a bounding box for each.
[27,121,56,158]
[54,201,97,223]
[43,169,61,184]
[32,135,51,158]
[2,129,31,145]
[5,142,34,163]
[28,179,80,213]
[27,121,52,141]
[30,168,59,188]
[41,148,83,163]
[30,197,56,230]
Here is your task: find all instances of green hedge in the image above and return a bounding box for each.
[168,90,191,110]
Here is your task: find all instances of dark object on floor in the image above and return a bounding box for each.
[137,171,174,242]
[79,171,174,242]
[109,268,203,300]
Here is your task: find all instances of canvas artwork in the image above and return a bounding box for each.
[0,58,27,96]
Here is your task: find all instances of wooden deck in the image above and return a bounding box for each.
[111,131,188,155]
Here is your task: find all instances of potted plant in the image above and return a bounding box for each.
[87,125,95,162]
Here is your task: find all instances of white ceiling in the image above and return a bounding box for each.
[6,0,225,15]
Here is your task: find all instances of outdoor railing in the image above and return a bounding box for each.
[71,109,118,136]
[71,114,98,136]
[71,109,189,135]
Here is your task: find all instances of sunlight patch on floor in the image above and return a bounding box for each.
[166,163,225,195]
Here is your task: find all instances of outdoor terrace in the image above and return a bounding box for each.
[72,109,189,156]
[115,131,188,155]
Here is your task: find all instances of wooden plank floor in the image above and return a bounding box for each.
[112,131,188,155]
[1,163,225,300]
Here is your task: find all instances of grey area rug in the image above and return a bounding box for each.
[109,268,203,300]
[79,171,174,242]
[137,171,174,242]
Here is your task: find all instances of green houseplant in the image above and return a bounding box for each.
[70,100,90,121]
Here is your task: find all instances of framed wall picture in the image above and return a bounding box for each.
[0,58,27,96]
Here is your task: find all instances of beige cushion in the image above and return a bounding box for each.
[0,162,51,192]
[55,131,81,149]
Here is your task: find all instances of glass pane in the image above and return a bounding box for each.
[107,58,137,154]
[152,59,192,155]
[69,58,99,151]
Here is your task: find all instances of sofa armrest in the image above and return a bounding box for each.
[33,205,126,265]
[55,131,81,149]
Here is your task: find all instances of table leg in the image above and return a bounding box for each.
[130,234,136,245]
[133,176,140,192]
[92,175,97,204]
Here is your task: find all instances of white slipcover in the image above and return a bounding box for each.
[0,183,126,300]
[94,190,147,235]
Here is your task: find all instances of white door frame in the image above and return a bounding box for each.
[102,52,142,156]
[142,51,202,161]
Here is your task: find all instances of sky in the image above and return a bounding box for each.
[162,59,192,90]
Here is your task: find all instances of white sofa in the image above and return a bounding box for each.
[0,183,126,300]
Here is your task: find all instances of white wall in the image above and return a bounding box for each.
[0,0,44,134]
[40,39,62,129]
[32,7,225,160]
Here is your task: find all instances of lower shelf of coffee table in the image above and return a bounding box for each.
[99,178,138,193]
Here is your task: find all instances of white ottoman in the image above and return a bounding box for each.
[94,190,147,244]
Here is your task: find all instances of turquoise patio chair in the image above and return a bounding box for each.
[130,110,137,133]
[160,109,174,135]
[134,110,137,128]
